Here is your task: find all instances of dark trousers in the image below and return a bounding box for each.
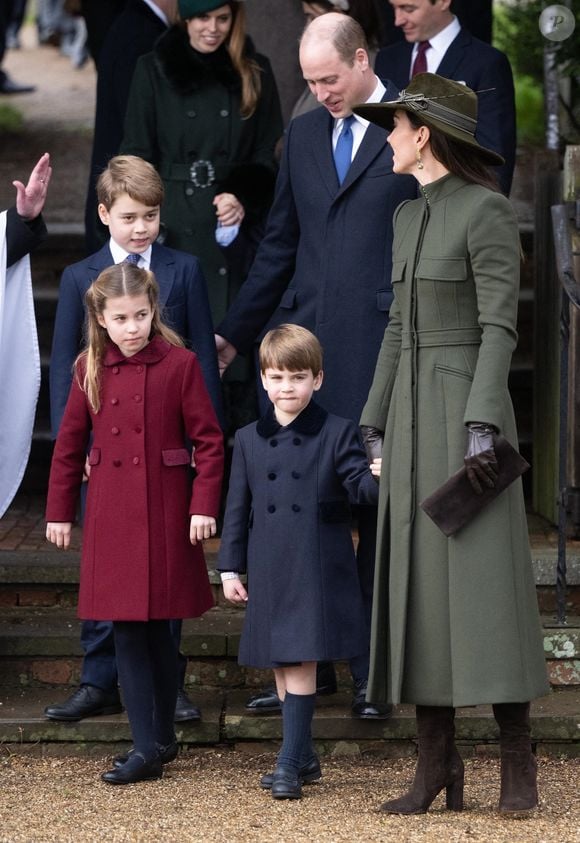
[113,620,178,758]
[80,619,187,691]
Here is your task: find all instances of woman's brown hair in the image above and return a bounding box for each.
[78,263,184,414]
[226,1,262,118]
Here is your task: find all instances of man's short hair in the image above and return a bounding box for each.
[96,155,164,210]
[259,324,323,375]
[301,14,368,66]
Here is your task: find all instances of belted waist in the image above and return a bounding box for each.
[159,161,231,188]
[401,327,482,349]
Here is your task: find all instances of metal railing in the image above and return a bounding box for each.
[551,201,580,625]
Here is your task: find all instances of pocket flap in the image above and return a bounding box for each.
[162,448,191,467]
[280,288,297,310]
[376,289,394,312]
[417,257,468,281]
[391,260,406,283]
[88,448,101,466]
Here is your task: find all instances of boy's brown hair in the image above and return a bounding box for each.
[259,324,323,375]
[96,155,164,210]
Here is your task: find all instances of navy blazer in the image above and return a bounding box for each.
[5,208,47,268]
[217,81,416,422]
[49,241,224,435]
[375,28,516,195]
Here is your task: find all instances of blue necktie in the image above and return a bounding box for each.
[334,115,355,184]
[124,253,140,265]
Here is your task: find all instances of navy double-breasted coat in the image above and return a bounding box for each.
[46,336,224,621]
[217,401,378,668]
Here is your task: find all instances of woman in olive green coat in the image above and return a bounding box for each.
[355,75,548,817]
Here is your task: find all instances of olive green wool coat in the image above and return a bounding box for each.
[361,174,548,707]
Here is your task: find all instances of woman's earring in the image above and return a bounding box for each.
[416,147,424,170]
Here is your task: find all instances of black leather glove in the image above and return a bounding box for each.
[360,425,384,462]
[464,422,499,495]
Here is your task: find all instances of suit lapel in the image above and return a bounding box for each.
[311,108,342,197]
[150,244,176,307]
[436,28,469,80]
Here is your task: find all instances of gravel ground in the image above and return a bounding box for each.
[1,752,580,843]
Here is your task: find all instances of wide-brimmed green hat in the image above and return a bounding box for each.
[178,0,241,18]
[354,73,504,166]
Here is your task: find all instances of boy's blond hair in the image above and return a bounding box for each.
[96,155,164,210]
[259,324,323,376]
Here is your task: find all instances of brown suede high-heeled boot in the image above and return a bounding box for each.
[493,702,538,815]
[379,705,464,814]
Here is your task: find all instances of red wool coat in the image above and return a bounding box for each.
[46,336,224,621]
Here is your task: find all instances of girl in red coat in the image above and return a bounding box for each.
[46,263,224,784]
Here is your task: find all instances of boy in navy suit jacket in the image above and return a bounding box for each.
[45,155,223,725]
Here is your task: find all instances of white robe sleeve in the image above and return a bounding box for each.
[0,210,41,517]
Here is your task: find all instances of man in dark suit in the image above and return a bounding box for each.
[84,0,176,252]
[216,13,416,718]
[375,0,516,195]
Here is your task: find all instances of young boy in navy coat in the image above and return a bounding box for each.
[218,324,380,800]
[45,155,222,726]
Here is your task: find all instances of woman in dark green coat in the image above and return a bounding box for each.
[355,75,548,817]
[121,0,283,426]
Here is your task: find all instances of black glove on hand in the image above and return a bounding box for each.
[464,423,499,495]
[360,425,384,462]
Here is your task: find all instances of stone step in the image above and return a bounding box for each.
[1,686,579,758]
[0,604,578,690]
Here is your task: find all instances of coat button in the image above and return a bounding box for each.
[291,471,301,479]
[112,367,119,374]
[133,456,140,465]
[134,394,142,402]
[218,267,227,276]
[293,437,301,446]
[113,459,121,467]
[134,426,142,434]
[268,504,276,513]
[187,110,196,118]
[110,398,119,406]
[111,426,120,435]
[268,472,276,480]
[185,187,194,196]
[220,109,229,117]
[292,504,301,513]
[136,366,143,374]
[270,440,278,447]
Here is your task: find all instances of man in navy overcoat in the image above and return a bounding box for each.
[376,0,516,195]
[216,13,416,718]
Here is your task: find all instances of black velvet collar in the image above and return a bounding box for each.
[256,400,328,439]
[155,24,256,96]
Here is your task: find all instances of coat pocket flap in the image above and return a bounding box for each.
[417,257,468,281]
[88,448,101,466]
[376,289,394,312]
[391,260,406,283]
[162,448,191,467]
[280,288,297,309]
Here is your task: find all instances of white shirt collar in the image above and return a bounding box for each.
[336,76,386,133]
[109,238,152,270]
[411,16,461,74]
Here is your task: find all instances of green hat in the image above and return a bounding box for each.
[354,72,504,167]
[178,0,241,18]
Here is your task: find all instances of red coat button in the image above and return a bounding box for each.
[112,367,119,374]
[113,459,121,467]
[111,427,120,435]
[134,394,142,403]
[111,398,119,406]
[136,366,143,374]
[134,426,142,434]
[133,456,140,465]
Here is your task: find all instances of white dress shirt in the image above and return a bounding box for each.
[332,77,387,161]
[109,239,152,270]
[409,16,461,79]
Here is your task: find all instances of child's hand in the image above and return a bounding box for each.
[370,458,382,479]
[46,522,72,550]
[190,515,217,545]
[223,578,248,604]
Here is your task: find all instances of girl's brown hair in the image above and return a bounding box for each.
[78,263,183,414]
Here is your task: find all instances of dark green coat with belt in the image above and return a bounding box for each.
[361,174,548,707]
[121,25,283,326]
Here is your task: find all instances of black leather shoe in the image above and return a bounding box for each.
[316,661,338,696]
[0,76,35,94]
[174,689,201,722]
[271,765,302,800]
[260,755,321,790]
[351,681,393,720]
[113,741,178,769]
[102,752,163,785]
[245,687,281,713]
[44,685,123,721]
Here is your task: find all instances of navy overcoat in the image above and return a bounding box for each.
[217,401,378,668]
[217,83,416,422]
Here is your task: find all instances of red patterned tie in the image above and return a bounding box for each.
[411,40,430,78]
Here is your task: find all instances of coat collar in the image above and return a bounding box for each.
[256,400,328,438]
[102,334,172,367]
